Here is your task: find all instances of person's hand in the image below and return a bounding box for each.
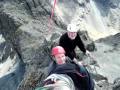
[85,50,91,56]
[73,58,83,66]
[51,77,58,83]
[44,74,58,83]
[78,61,88,66]
[78,61,83,65]
[73,58,78,62]
[78,61,85,66]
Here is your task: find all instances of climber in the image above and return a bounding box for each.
[59,24,91,62]
[47,46,94,90]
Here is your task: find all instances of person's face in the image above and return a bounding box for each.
[54,53,66,64]
[67,32,77,40]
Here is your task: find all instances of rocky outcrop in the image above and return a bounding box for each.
[94,0,120,31]
[0,1,62,90]
[113,78,120,90]
[0,59,25,90]
[0,35,25,90]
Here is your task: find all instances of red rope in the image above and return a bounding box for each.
[51,0,57,20]
[48,0,57,31]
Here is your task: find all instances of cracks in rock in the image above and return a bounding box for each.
[22,0,50,18]
[0,18,3,30]
[32,0,37,8]
[0,14,24,64]
[37,0,51,16]
[24,0,34,16]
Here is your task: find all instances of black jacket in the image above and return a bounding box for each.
[59,33,86,60]
[48,57,94,90]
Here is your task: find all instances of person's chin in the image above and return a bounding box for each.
[70,37,75,40]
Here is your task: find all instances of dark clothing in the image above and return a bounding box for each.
[59,33,86,60]
[48,57,94,90]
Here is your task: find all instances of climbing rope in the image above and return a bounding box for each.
[48,0,57,32]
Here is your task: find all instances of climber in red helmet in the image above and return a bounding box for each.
[51,46,66,64]
[47,46,94,90]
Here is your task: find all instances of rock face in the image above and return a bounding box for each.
[0,1,62,90]
[0,35,25,90]
[113,78,120,90]
[0,0,120,90]
[0,60,25,90]
[94,0,120,31]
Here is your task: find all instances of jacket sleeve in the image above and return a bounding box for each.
[59,35,65,47]
[76,34,86,53]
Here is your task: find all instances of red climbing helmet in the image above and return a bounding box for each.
[51,46,65,56]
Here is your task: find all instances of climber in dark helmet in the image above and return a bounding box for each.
[59,24,91,61]
[47,46,94,90]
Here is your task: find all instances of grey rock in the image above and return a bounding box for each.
[113,78,120,90]
[0,0,120,90]
[78,31,96,51]
[0,56,25,90]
